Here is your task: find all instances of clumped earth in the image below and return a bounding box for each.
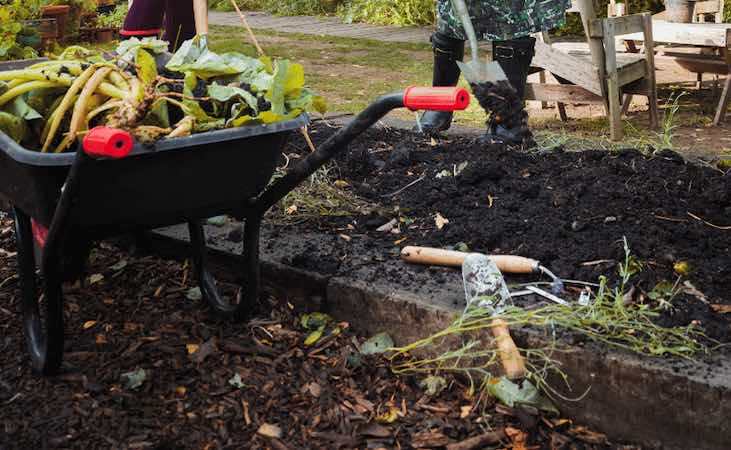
[471,80,534,148]
[280,123,731,341]
[0,213,636,449]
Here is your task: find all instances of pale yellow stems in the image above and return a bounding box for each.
[98,82,127,99]
[86,100,123,122]
[0,81,61,107]
[42,65,98,153]
[108,70,131,92]
[0,70,75,84]
[56,67,114,153]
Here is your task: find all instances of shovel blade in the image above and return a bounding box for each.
[457,60,507,85]
[462,253,512,310]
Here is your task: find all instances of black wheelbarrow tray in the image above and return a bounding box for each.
[0,75,470,375]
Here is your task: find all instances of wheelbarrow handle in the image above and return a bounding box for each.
[82,126,133,159]
[252,87,471,214]
[403,86,470,112]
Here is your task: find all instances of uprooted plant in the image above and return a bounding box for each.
[389,238,712,408]
[0,36,326,151]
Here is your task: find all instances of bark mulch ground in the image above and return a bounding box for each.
[0,212,639,449]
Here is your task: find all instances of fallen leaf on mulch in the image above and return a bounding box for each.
[186,287,202,301]
[120,368,147,390]
[110,260,128,271]
[82,321,97,330]
[435,213,449,230]
[257,423,282,439]
[88,273,104,285]
[419,375,447,396]
[189,338,217,363]
[375,404,400,424]
[228,373,247,389]
[361,332,394,355]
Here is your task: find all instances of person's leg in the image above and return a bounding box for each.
[164,0,196,52]
[417,31,465,134]
[121,0,165,39]
[481,36,536,147]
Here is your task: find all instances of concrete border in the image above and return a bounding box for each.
[146,227,731,450]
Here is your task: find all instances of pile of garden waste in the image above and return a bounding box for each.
[0,36,326,152]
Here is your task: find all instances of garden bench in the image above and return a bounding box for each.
[526,0,659,141]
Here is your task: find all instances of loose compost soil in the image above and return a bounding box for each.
[0,214,636,449]
[273,123,731,342]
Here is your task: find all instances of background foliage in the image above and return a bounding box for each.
[211,0,728,32]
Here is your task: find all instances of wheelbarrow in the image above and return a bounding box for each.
[0,63,470,375]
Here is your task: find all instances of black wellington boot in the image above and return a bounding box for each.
[481,36,537,147]
[416,32,465,134]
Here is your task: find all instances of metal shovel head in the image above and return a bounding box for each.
[457,60,508,85]
[462,253,512,312]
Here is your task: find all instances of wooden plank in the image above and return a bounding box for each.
[590,14,643,37]
[617,60,646,86]
[623,21,731,47]
[525,83,604,103]
[532,41,603,95]
[695,0,721,15]
[643,14,659,128]
[713,75,731,124]
[604,21,623,141]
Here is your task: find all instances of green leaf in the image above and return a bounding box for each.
[267,59,290,116]
[361,332,394,355]
[251,71,272,93]
[115,37,168,64]
[0,111,27,143]
[300,312,332,330]
[145,98,170,129]
[7,96,42,121]
[136,49,158,87]
[486,377,559,414]
[304,326,326,346]
[207,84,258,113]
[166,36,264,79]
[183,72,197,97]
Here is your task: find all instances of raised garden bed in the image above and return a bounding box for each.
[148,120,731,449]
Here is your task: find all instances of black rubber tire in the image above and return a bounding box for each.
[13,207,64,375]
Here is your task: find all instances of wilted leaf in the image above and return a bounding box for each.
[375,404,399,423]
[121,368,147,390]
[300,312,332,330]
[486,377,558,414]
[186,287,202,301]
[435,213,449,230]
[186,344,199,354]
[82,320,97,330]
[257,423,282,439]
[673,261,693,276]
[136,49,158,86]
[419,375,447,396]
[361,332,394,355]
[0,112,28,143]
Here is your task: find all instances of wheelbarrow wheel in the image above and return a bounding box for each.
[187,217,260,322]
[13,208,65,375]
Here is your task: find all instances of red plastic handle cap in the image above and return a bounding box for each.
[403,86,471,112]
[83,127,133,159]
[31,219,48,248]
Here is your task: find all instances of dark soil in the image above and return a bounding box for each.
[278,123,731,342]
[471,80,534,148]
[0,215,636,449]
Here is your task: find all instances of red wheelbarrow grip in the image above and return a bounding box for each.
[83,127,133,159]
[403,86,470,112]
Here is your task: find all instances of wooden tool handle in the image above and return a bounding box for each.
[400,246,539,274]
[490,318,527,380]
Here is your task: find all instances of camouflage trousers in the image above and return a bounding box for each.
[436,0,571,41]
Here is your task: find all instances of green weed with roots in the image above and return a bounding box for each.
[390,238,711,404]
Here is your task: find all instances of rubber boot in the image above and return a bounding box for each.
[481,37,536,147]
[416,32,465,134]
